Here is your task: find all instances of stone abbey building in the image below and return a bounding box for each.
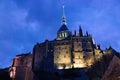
[32,6,101,71]
[9,7,120,80]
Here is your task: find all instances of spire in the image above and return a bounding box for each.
[62,6,65,17]
[62,6,67,25]
[58,6,69,32]
[86,31,89,36]
[79,25,83,36]
[74,30,76,36]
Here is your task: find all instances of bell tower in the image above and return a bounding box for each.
[57,6,71,40]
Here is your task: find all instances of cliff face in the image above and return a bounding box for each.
[86,48,117,80]
[102,55,120,80]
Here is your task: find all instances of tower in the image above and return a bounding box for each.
[54,6,72,69]
[57,6,71,40]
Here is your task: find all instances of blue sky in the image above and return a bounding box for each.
[0,0,120,68]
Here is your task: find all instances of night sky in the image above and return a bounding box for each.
[0,0,120,68]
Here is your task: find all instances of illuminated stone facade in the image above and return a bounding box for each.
[10,53,33,80]
[32,26,98,70]
[32,7,103,71]
[54,40,72,69]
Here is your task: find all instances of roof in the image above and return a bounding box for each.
[58,24,69,32]
[16,53,31,57]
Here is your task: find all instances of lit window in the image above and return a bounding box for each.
[65,33,67,37]
[62,33,64,38]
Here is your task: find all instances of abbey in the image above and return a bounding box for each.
[9,7,120,80]
[32,7,102,71]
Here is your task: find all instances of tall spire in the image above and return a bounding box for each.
[79,25,83,36]
[62,6,67,25]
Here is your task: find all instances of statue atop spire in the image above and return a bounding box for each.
[62,6,67,25]
[62,6,65,17]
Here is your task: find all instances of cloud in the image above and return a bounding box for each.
[0,0,43,68]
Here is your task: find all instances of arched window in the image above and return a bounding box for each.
[62,32,64,38]
[65,32,67,37]
[59,34,61,38]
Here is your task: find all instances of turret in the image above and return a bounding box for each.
[74,30,76,36]
[79,25,83,36]
[86,31,89,36]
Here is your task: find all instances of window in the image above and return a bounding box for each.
[51,50,53,52]
[62,33,64,38]
[65,46,67,49]
[64,55,66,58]
[79,43,81,46]
[83,56,85,59]
[66,51,68,53]
[65,33,67,37]
[59,34,61,38]
[59,47,61,50]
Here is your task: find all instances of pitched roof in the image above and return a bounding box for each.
[58,24,69,32]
